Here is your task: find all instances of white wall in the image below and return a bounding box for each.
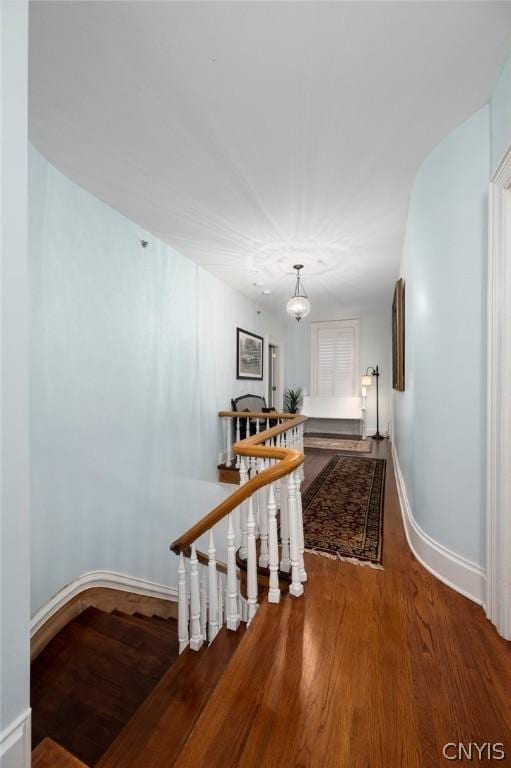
[393,106,489,569]
[29,146,286,614]
[0,0,31,764]
[285,312,392,434]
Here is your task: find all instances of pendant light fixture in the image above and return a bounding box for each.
[286,264,311,322]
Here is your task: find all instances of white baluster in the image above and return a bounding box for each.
[274,437,281,507]
[279,476,291,572]
[253,456,262,537]
[177,552,189,653]
[226,513,240,631]
[258,458,269,567]
[235,418,241,468]
[226,417,232,467]
[288,471,304,597]
[200,566,208,640]
[240,594,248,623]
[189,545,203,651]
[295,471,307,583]
[239,457,248,559]
[208,530,219,642]
[267,482,280,603]
[217,573,224,628]
[246,494,258,622]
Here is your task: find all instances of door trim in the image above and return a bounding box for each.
[486,143,511,639]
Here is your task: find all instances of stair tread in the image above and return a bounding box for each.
[33,619,176,691]
[32,737,89,767]
[110,609,178,642]
[77,606,177,652]
[131,611,179,633]
[97,626,246,768]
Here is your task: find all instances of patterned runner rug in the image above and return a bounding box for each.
[303,436,372,453]
[302,455,385,567]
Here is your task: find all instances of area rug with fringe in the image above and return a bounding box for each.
[303,436,372,453]
[302,455,385,567]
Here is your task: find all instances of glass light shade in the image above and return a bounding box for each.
[286,295,311,322]
[361,375,373,387]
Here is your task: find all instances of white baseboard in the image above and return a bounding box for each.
[392,442,486,606]
[0,709,31,768]
[31,570,178,637]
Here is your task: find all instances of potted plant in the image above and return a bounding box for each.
[283,387,303,414]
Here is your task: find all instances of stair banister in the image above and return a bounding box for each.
[170,413,306,555]
[170,412,307,653]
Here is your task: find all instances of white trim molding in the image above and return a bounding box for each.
[30,570,178,637]
[392,443,486,606]
[486,144,511,639]
[0,709,31,768]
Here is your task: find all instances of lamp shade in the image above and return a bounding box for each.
[286,295,311,322]
[361,375,372,387]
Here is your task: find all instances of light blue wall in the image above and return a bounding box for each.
[393,106,489,566]
[1,0,31,741]
[491,51,511,172]
[29,146,286,614]
[285,312,392,434]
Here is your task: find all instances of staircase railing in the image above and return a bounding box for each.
[170,412,307,654]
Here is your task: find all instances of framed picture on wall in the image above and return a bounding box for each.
[237,327,264,380]
[392,278,405,391]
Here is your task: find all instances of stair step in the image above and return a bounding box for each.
[110,609,178,644]
[132,611,179,635]
[32,607,179,765]
[36,618,173,685]
[97,626,246,768]
[77,606,177,656]
[32,737,89,767]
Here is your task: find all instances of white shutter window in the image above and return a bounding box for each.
[311,319,360,397]
[317,327,354,396]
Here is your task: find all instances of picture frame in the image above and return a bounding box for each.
[392,278,405,391]
[236,327,264,380]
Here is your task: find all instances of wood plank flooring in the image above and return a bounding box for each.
[173,440,511,768]
[96,626,246,768]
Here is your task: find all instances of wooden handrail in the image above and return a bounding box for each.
[170,413,307,554]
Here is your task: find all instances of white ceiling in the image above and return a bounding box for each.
[29,1,511,320]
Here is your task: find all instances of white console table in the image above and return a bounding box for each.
[301,395,366,437]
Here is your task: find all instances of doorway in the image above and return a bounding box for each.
[268,344,281,409]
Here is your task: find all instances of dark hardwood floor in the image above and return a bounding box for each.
[173,439,511,768]
[31,442,511,767]
[31,607,180,765]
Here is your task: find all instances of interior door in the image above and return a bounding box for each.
[268,344,280,408]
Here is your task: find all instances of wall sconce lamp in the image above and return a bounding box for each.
[361,366,384,440]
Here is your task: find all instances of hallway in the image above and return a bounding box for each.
[172,440,511,768]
